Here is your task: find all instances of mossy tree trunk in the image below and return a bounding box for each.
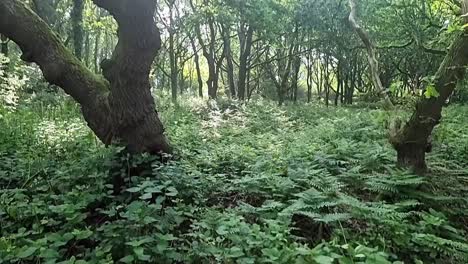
[390,1,468,173]
[0,0,172,155]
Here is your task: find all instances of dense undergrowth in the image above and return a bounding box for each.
[1,97,467,263]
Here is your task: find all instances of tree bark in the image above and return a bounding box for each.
[390,1,468,173]
[223,25,237,98]
[0,0,172,154]
[348,0,393,109]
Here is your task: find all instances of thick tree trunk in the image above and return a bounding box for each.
[71,0,84,60]
[0,0,172,154]
[390,2,468,173]
[348,0,393,109]
[93,0,172,154]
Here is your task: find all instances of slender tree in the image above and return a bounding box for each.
[348,0,393,108]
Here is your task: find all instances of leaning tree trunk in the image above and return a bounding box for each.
[390,2,468,173]
[0,0,172,155]
[348,0,393,109]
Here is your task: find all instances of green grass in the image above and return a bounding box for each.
[1,97,467,263]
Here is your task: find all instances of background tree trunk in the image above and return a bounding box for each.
[0,34,8,57]
[238,25,254,100]
[189,35,203,97]
[223,25,237,98]
[71,0,84,60]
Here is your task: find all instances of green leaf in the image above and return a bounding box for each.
[424,85,440,99]
[133,247,150,261]
[126,187,141,193]
[72,229,93,240]
[314,255,334,264]
[119,255,135,263]
[166,187,178,196]
[140,192,153,200]
[17,246,38,259]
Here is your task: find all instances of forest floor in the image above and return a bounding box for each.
[1,98,467,263]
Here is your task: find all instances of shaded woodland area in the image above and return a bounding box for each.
[1,0,468,263]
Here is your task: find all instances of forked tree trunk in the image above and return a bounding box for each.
[390,2,468,173]
[0,0,172,155]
